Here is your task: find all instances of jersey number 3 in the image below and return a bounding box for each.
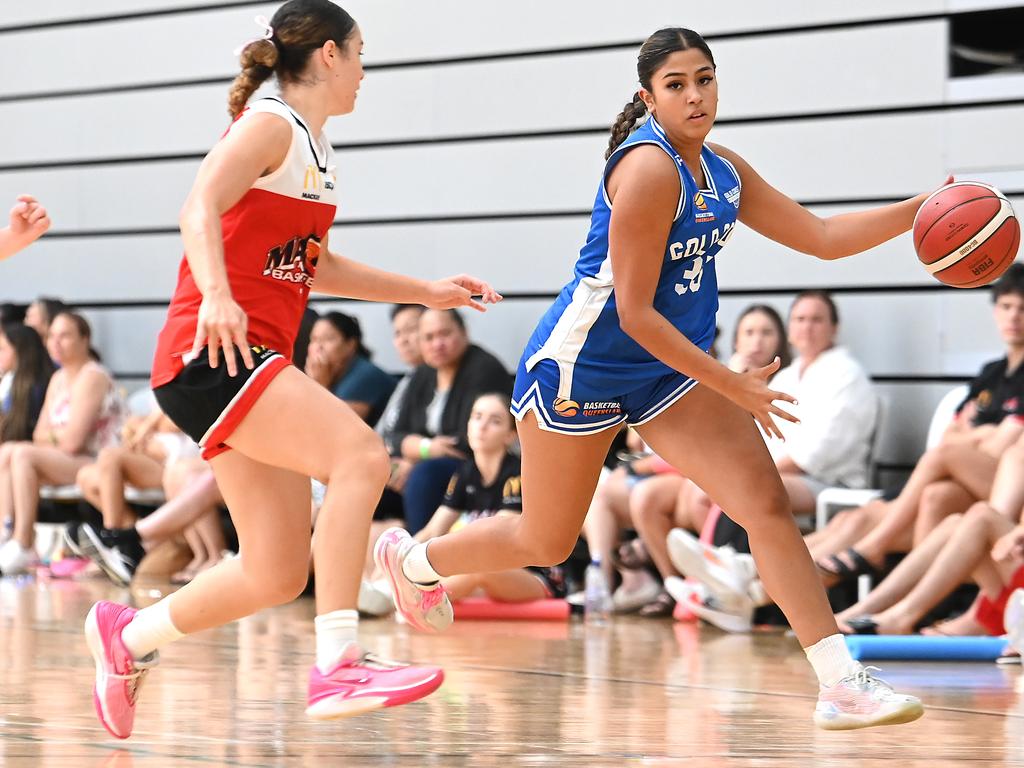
[675,256,705,295]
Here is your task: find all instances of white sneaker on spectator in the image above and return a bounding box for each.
[0,539,39,576]
[665,577,754,633]
[358,579,395,617]
[611,578,663,613]
[667,528,755,600]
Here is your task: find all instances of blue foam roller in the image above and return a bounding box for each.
[845,634,1006,661]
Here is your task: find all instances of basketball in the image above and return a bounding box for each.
[913,182,1020,288]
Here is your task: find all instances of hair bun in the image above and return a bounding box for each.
[240,38,278,69]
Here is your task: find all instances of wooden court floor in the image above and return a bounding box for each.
[1,576,1022,767]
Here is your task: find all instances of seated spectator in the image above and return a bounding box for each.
[304,311,395,425]
[0,324,55,444]
[412,393,566,602]
[814,265,1024,583]
[382,309,511,534]
[628,304,790,616]
[0,195,50,261]
[767,290,878,517]
[838,428,1024,636]
[24,296,70,349]
[0,303,26,326]
[0,312,122,574]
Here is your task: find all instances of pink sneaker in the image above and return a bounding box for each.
[814,665,924,730]
[373,528,453,633]
[306,644,444,719]
[84,601,159,739]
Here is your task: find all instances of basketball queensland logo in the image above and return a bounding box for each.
[552,398,580,417]
[263,235,321,288]
[693,192,715,222]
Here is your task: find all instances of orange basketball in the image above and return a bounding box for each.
[913,182,1020,288]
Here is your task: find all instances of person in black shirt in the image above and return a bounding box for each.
[414,393,565,600]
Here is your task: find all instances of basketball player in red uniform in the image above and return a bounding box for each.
[1,195,50,261]
[84,0,499,739]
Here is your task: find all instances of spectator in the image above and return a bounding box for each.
[383,309,511,534]
[24,297,70,347]
[0,324,55,443]
[767,291,878,517]
[413,393,565,602]
[0,303,26,326]
[304,311,395,425]
[628,304,790,616]
[0,312,122,574]
[838,429,1024,636]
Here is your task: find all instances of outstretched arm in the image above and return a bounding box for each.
[0,195,50,260]
[710,143,949,261]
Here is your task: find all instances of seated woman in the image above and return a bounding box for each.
[630,304,790,616]
[382,308,511,534]
[413,392,565,602]
[24,296,70,349]
[304,311,395,426]
[0,324,56,541]
[0,312,122,574]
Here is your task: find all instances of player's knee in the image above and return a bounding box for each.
[524,534,576,567]
[326,436,390,488]
[260,564,310,605]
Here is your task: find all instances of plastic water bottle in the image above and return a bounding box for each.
[584,557,611,624]
[1005,588,1024,655]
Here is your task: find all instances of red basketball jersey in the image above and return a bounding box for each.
[152,97,337,387]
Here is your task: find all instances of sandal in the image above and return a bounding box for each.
[610,538,652,571]
[816,547,878,586]
[845,616,879,635]
[638,590,676,618]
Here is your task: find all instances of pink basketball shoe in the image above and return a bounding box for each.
[374,528,453,633]
[84,601,159,739]
[306,644,444,719]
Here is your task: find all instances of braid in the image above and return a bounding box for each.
[227,39,279,118]
[605,92,648,160]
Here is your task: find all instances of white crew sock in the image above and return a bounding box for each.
[401,541,442,588]
[314,609,359,673]
[804,633,860,687]
[121,599,185,660]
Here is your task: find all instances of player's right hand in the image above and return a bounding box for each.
[725,357,799,441]
[190,291,255,377]
[9,194,51,243]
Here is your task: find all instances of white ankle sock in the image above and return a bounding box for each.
[804,633,860,687]
[402,541,442,588]
[314,609,359,673]
[121,599,184,660]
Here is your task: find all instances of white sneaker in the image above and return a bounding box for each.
[0,538,39,575]
[611,578,662,613]
[667,529,755,600]
[814,666,924,730]
[358,579,395,617]
[664,576,754,633]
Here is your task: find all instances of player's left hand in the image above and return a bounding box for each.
[424,275,503,313]
[9,194,51,243]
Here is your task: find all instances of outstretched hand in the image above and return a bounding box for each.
[8,194,51,245]
[725,356,799,441]
[424,274,503,313]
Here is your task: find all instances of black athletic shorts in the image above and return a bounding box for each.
[153,345,290,460]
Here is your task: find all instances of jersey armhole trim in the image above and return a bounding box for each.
[601,140,687,222]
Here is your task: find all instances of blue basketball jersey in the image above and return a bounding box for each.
[522,117,742,398]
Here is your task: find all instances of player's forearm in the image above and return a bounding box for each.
[817,193,929,261]
[0,228,30,261]
[316,253,430,304]
[618,306,736,394]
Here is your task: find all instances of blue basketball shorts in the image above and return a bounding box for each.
[510,356,699,435]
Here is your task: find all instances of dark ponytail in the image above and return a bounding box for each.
[606,93,648,161]
[606,27,716,159]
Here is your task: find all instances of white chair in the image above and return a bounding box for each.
[814,384,970,530]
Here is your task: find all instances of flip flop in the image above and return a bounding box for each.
[845,616,879,635]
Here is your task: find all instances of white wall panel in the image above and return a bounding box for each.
[0,2,950,98]
[0,1,249,27]
[0,21,948,165]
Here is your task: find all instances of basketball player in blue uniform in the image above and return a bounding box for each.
[378,27,942,729]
